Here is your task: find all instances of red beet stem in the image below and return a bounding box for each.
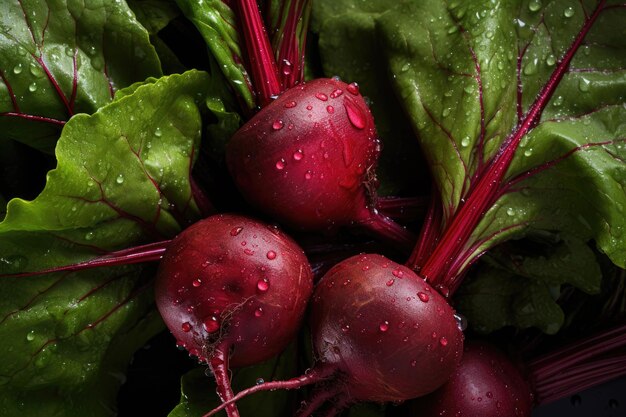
[0,240,170,277]
[235,0,281,107]
[275,0,311,89]
[355,209,416,253]
[406,190,442,271]
[529,323,626,379]
[528,322,626,405]
[209,342,240,417]
[533,357,626,405]
[377,195,428,221]
[202,364,336,417]
[418,0,607,290]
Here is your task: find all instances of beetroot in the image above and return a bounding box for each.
[227,77,377,231]
[204,253,464,417]
[226,78,414,249]
[154,214,313,416]
[410,341,533,417]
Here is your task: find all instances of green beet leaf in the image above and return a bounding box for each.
[375,0,626,277]
[0,0,162,152]
[127,0,181,35]
[0,70,212,416]
[176,0,255,111]
[456,235,602,334]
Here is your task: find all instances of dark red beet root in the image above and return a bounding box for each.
[227,78,395,235]
[310,254,463,402]
[410,341,533,417]
[154,214,313,415]
[203,253,463,417]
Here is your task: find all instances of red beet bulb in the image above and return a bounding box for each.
[154,214,314,417]
[227,78,415,250]
[410,341,533,417]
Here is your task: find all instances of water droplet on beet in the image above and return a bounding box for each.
[244,248,254,255]
[306,104,313,110]
[284,100,297,108]
[440,337,448,347]
[304,170,312,180]
[293,150,304,161]
[266,251,277,260]
[392,269,404,278]
[346,82,359,95]
[343,98,367,129]
[386,279,395,286]
[410,360,417,367]
[192,278,202,287]
[330,88,343,98]
[230,227,243,236]
[181,322,192,332]
[341,324,350,333]
[257,278,270,292]
[379,321,389,332]
[418,292,430,302]
[203,316,220,333]
[486,391,493,398]
[315,92,328,101]
[272,120,284,130]
[454,313,468,331]
[275,159,286,170]
[326,105,334,114]
[255,307,264,317]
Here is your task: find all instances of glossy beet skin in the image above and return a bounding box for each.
[311,254,464,402]
[154,214,313,366]
[411,341,533,417]
[227,78,380,231]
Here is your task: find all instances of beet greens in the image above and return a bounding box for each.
[0,0,625,416]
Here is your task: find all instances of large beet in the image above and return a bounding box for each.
[226,78,381,232]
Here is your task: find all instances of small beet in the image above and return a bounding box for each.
[154,214,313,416]
[410,341,533,417]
